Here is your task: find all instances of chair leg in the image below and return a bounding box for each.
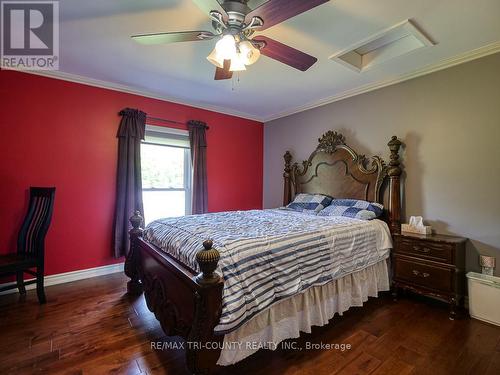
[17,271,26,295]
[36,270,46,304]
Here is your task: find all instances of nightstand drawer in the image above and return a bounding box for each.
[394,236,453,264]
[394,257,453,293]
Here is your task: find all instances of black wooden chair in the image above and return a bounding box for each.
[0,187,55,303]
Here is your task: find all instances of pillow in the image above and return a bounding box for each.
[318,199,384,220]
[285,193,333,213]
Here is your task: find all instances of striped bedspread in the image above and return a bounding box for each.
[144,209,392,334]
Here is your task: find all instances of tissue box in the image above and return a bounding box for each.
[401,223,432,235]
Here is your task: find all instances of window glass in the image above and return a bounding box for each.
[141,126,192,224]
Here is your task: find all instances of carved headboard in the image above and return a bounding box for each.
[283,131,403,233]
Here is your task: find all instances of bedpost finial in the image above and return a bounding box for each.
[130,210,143,229]
[387,136,402,177]
[388,136,402,150]
[203,239,213,250]
[195,240,220,285]
[284,151,292,172]
[129,211,144,240]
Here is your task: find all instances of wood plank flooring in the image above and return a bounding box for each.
[0,272,499,374]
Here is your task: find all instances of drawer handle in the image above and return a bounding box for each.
[412,270,430,278]
[413,245,431,254]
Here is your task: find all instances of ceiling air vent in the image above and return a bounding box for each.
[330,20,435,72]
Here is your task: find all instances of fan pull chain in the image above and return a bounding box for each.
[231,73,241,91]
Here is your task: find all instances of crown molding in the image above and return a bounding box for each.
[7,41,500,124]
[9,69,264,123]
[263,40,500,122]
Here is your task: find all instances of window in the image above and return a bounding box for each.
[141,125,192,225]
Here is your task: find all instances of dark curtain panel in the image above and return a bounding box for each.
[188,120,208,214]
[113,108,146,257]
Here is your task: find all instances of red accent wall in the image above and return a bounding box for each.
[0,70,263,276]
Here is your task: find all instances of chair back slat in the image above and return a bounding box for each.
[17,187,56,258]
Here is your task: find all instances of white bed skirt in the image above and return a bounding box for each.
[217,259,390,366]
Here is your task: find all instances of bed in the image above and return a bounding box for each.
[125,131,403,374]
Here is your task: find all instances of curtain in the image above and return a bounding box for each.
[113,108,146,257]
[188,120,208,214]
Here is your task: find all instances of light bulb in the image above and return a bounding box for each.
[238,41,261,65]
[207,48,224,68]
[229,55,246,72]
[215,35,236,60]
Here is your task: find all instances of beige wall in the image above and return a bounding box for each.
[264,52,500,275]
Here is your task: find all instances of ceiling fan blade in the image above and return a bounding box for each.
[132,31,215,45]
[214,59,233,80]
[192,0,228,21]
[245,0,329,31]
[253,36,317,71]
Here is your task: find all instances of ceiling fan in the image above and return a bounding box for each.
[132,0,329,80]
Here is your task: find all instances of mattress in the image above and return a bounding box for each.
[144,209,392,334]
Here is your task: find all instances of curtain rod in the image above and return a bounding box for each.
[146,116,209,130]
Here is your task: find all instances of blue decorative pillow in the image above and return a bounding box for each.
[318,199,384,220]
[285,193,333,213]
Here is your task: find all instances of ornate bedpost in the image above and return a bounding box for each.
[283,151,293,206]
[387,136,403,234]
[124,210,144,294]
[187,240,224,374]
[195,240,221,285]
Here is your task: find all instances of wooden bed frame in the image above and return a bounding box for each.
[125,131,403,374]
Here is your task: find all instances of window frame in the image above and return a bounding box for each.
[141,125,192,218]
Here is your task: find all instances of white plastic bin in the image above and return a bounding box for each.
[467,272,500,326]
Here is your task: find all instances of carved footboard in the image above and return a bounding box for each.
[124,211,224,374]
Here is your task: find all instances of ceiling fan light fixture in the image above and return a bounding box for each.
[133,0,327,80]
[207,48,224,68]
[238,40,260,65]
[229,55,247,72]
[215,34,237,60]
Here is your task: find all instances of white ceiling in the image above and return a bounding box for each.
[51,0,500,121]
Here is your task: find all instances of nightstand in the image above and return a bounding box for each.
[392,232,467,320]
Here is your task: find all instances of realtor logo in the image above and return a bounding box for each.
[1,0,59,70]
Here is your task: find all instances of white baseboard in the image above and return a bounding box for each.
[0,263,124,296]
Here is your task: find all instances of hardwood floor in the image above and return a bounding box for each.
[0,273,499,375]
